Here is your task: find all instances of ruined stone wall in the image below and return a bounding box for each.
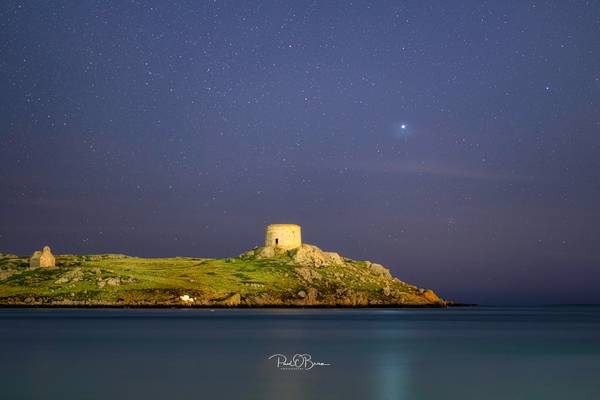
[30,251,41,268]
[39,246,55,268]
[265,224,302,250]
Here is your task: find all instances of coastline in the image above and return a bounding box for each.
[0,303,474,310]
[0,250,448,308]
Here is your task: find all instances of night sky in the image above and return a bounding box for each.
[1,1,599,304]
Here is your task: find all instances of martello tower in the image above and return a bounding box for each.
[265,224,302,250]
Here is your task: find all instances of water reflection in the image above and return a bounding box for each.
[0,307,599,400]
[375,349,410,399]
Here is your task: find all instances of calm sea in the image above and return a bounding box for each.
[0,307,598,400]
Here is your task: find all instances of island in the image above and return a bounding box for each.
[0,224,446,307]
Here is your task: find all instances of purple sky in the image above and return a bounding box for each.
[1,1,599,304]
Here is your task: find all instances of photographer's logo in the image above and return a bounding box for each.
[268,353,331,370]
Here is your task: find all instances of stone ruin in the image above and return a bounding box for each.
[30,246,55,268]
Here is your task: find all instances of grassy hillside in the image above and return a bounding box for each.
[0,245,445,307]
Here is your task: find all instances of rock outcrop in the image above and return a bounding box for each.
[289,244,343,268]
[55,268,84,284]
[294,266,322,283]
[243,244,344,267]
[221,293,241,306]
[365,261,392,279]
[239,243,445,307]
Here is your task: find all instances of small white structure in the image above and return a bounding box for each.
[180,295,195,304]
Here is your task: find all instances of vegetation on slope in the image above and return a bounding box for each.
[0,245,444,307]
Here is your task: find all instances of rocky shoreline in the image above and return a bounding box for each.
[0,302,456,308]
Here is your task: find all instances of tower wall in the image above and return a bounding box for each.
[265,224,302,249]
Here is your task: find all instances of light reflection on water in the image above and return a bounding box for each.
[0,307,599,400]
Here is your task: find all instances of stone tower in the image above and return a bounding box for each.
[265,224,302,250]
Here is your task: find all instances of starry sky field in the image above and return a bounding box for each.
[1,1,599,304]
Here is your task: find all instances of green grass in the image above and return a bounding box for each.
[0,250,440,307]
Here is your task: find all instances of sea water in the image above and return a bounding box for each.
[0,307,598,400]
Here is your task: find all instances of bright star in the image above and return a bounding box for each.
[392,122,411,139]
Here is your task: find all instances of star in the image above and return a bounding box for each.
[392,122,411,139]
